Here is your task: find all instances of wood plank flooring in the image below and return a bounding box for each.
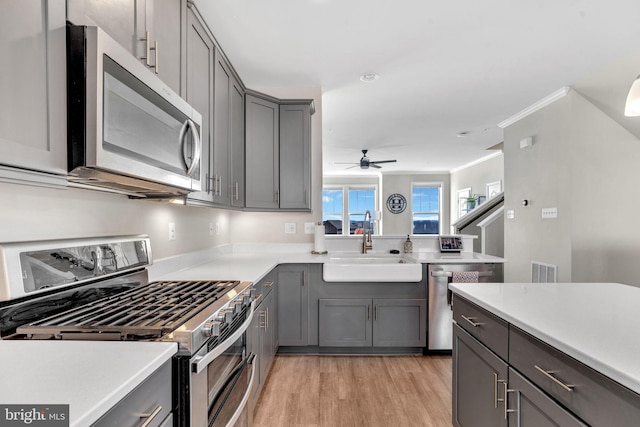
[253,355,452,427]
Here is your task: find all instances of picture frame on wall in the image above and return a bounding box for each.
[486,181,502,199]
[457,187,471,217]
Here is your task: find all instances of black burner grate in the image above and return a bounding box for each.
[17,280,240,339]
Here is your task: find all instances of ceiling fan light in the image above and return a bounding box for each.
[624,75,640,117]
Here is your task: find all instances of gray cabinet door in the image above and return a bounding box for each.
[185,7,214,204]
[373,299,426,347]
[212,56,231,205]
[319,299,372,347]
[508,368,586,427]
[279,104,311,209]
[68,0,184,93]
[260,290,276,384]
[245,95,279,209]
[277,265,308,346]
[453,323,508,427]
[144,0,184,95]
[230,80,245,208]
[0,0,66,175]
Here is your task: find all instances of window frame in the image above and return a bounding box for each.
[411,181,443,235]
[322,184,379,236]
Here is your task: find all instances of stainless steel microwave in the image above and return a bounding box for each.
[67,24,202,197]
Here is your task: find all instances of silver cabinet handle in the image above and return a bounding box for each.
[140,405,162,427]
[275,191,280,205]
[374,304,378,321]
[140,31,152,67]
[263,281,274,288]
[305,190,308,205]
[152,40,158,74]
[367,304,371,320]
[503,382,516,420]
[493,373,507,408]
[534,365,574,392]
[461,315,484,327]
[234,182,239,200]
[218,175,223,196]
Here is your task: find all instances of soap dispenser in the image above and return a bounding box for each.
[404,235,413,254]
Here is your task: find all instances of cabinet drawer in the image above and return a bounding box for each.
[93,360,172,427]
[509,327,640,427]
[453,296,508,360]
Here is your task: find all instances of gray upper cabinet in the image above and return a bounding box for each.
[230,81,245,207]
[245,95,280,210]
[211,56,245,207]
[67,0,185,94]
[279,104,311,209]
[0,0,67,176]
[185,5,214,204]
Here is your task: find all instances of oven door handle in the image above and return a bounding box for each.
[193,300,256,374]
[225,353,257,427]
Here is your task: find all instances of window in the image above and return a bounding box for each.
[412,183,441,234]
[322,186,377,235]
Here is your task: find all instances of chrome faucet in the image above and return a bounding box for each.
[362,210,373,254]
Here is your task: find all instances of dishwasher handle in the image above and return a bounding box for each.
[430,271,494,278]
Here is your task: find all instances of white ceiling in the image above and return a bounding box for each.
[194,0,640,175]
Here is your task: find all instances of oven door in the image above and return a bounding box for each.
[190,302,257,427]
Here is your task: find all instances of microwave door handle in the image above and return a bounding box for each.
[193,300,256,375]
[179,119,201,177]
[224,354,257,427]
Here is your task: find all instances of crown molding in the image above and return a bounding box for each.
[497,86,572,129]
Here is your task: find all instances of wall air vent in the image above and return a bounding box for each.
[531,261,557,283]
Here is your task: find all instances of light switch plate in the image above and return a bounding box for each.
[304,222,315,234]
[541,207,558,219]
[285,223,297,234]
[506,209,515,219]
[168,222,176,240]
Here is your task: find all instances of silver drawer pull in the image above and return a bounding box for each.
[493,372,507,408]
[503,382,517,420]
[534,365,575,392]
[461,315,484,327]
[263,281,274,288]
[140,405,162,427]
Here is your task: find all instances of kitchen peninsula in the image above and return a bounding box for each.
[450,282,640,427]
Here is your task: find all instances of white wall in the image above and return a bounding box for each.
[0,182,232,260]
[381,173,450,235]
[503,89,640,285]
[450,153,504,223]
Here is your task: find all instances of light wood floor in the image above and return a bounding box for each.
[253,355,452,427]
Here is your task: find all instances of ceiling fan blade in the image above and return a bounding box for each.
[370,159,397,165]
[345,164,360,169]
[335,162,359,165]
[370,164,382,169]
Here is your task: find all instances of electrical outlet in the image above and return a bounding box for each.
[506,209,515,220]
[209,223,214,236]
[168,222,176,241]
[541,207,558,219]
[215,222,221,235]
[285,223,297,234]
[304,222,315,234]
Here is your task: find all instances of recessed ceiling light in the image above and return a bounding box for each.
[456,131,470,138]
[360,72,380,83]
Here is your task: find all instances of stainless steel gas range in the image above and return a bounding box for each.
[0,235,257,427]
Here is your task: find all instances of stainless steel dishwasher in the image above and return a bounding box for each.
[427,263,503,351]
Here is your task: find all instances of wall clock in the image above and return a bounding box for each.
[386,193,407,214]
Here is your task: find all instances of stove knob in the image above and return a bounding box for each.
[220,309,234,323]
[231,301,244,314]
[203,320,222,338]
[242,293,252,305]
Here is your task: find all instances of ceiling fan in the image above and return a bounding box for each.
[338,149,397,169]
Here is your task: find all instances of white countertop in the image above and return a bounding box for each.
[449,282,640,395]
[151,248,505,282]
[0,341,177,426]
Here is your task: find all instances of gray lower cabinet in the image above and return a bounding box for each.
[185,6,214,205]
[507,367,586,427]
[248,274,278,414]
[452,323,508,427]
[93,360,172,427]
[277,264,309,346]
[0,0,67,177]
[67,0,185,94]
[453,295,640,427]
[319,298,427,347]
